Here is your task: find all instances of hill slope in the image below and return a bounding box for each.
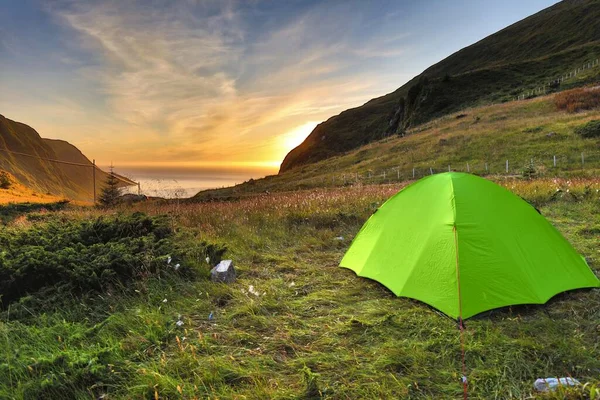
[280,0,600,172]
[0,115,134,202]
[194,89,600,201]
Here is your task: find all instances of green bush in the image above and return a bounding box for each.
[0,201,69,224]
[0,212,225,308]
[0,171,10,189]
[574,119,600,138]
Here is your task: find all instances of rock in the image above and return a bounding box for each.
[117,193,148,204]
[211,260,236,283]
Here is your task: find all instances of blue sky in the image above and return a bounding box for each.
[0,0,559,168]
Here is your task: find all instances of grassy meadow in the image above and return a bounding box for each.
[1,177,599,399]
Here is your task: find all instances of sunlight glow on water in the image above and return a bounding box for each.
[113,165,278,198]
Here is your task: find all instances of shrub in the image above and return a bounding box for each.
[0,212,225,308]
[555,88,600,113]
[0,201,69,224]
[574,120,600,138]
[0,171,10,189]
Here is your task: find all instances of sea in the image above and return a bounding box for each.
[111,165,278,199]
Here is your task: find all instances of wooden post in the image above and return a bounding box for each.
[466,163,470,173]
[397,168,400,180]
[138,182,141,195]
[506,159,509,173]
[448,165,451,172]
[553,155,556,167]
[92,159,96,204]
[412,168,415,179]
[429,167,433,175]
[485,162,488,173]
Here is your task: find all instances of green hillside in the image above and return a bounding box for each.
[280,0,600,172]
[0,115,135,202]
[194,89,600,201]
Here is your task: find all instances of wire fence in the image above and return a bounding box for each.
[514,58,600,101]
[0,147,138,203]
[286,151,600,189]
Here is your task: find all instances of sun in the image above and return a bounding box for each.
[280,121,319,152]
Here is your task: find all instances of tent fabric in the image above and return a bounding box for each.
[340,172,599,319]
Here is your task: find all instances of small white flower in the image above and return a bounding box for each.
[174,263,180,271]
[289,281,296,287]
[248,285,260,296]
[567,189,570,193]
[162,298,168,303]
[176,320,184,327]
[167,256,172,264]
[205,256,210,263]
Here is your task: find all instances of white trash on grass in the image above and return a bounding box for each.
[534,377,580,392]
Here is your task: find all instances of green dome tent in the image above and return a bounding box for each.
[340,172,599,320]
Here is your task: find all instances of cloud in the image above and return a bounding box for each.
[46,0,413,165]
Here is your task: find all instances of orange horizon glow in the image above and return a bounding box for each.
[108,160,282,170]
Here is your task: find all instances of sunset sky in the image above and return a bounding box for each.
[1,0,558,170]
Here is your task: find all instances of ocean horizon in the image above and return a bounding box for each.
[111,165,278,198]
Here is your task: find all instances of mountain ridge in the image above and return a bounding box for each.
[0,114,134,202]
[280,0,600,172]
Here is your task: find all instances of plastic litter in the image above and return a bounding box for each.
[534,377,580,392]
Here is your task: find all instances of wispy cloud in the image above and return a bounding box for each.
[35,0,413,165]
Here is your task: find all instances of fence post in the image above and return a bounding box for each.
[92,159,96,204]
[553,155,556,167]
[397,168,400,180]
[467,163,470,173]
[506,160,509,173]
[412,168,415,179]
[429,167,433,175]
[448,165,451,172]
[383,171,386,180]
[485,162,488,173]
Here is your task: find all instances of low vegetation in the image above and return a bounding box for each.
[555,88,600,113]
[1,178,599,399]
[0,212,225,399]
[0,171,11,189]
[575,119,600,138]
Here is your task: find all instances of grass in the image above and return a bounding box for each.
[1,178,599,399]
[0,171,64,205]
